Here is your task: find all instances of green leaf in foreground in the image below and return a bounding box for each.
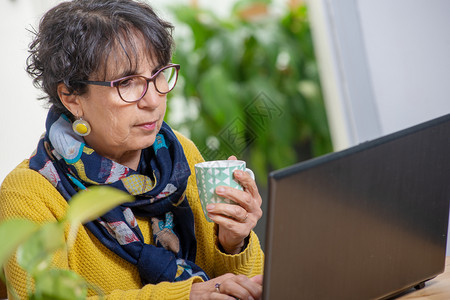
[66,186,133,249]
[32,269,87,300]
[0,218,39,269]
[16,222,65,275]
[66,186,134,226]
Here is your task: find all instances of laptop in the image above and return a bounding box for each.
[263,114,450,300]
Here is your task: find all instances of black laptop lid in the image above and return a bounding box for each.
[263,114,450,300]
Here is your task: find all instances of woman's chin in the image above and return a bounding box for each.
[137,135,158,150]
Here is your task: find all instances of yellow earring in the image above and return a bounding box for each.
[72,117,91,136]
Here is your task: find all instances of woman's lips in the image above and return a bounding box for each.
[137,121,157,131]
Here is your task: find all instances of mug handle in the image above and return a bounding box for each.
[245,168,255,180]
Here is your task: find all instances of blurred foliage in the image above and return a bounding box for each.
[167,0,332,184]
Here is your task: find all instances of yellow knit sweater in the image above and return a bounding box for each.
[0,132,264,299]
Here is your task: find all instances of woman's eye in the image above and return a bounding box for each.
[119,78,133,88]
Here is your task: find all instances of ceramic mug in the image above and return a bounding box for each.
[194,160,255,222]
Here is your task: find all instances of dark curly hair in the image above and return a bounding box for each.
[27,0,174,116]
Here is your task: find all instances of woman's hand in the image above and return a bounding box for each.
[206,156,263,254]
[190,274,263,300]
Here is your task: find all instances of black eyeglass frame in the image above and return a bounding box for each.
[75,63,180,103]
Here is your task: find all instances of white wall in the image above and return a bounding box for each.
[307,0,450,150]
[359,0,450,135]
[0,0,51,183]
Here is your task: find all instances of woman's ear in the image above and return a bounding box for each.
[57,83,82,116]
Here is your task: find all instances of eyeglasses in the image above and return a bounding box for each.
[76,64,180,103]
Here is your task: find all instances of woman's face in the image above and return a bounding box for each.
[77,41,167,166]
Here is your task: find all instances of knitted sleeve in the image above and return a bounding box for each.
[175,132,265,279]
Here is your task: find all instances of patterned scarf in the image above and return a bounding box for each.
[29,107,209,284]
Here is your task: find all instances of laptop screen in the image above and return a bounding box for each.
[263,114,450,299]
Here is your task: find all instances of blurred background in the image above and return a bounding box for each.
[1,0,450,248]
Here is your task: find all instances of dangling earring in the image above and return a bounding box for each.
[72,117,91,136]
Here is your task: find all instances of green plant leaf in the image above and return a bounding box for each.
[65,186,133,249]
[33,269,87,300]
[66,186,134,226]
[0,218,39,269]
[16,222,65,275]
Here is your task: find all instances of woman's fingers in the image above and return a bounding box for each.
[207,202,248,222]
[190,273,263,300]
[212,188,263,224]
[208,208,255,234]
[216,274,263,300]
[215,170,262,208]
[233,169,261,203]
[251,274,264,285]
[191,274,238,300]
[215,186,254,212]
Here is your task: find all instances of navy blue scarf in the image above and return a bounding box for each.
[30,107,209,284]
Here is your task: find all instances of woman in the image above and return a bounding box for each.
[0,0,264,299]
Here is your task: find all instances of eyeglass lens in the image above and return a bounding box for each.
[118,66,177,102]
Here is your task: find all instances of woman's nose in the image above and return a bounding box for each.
[137,83,164,109]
